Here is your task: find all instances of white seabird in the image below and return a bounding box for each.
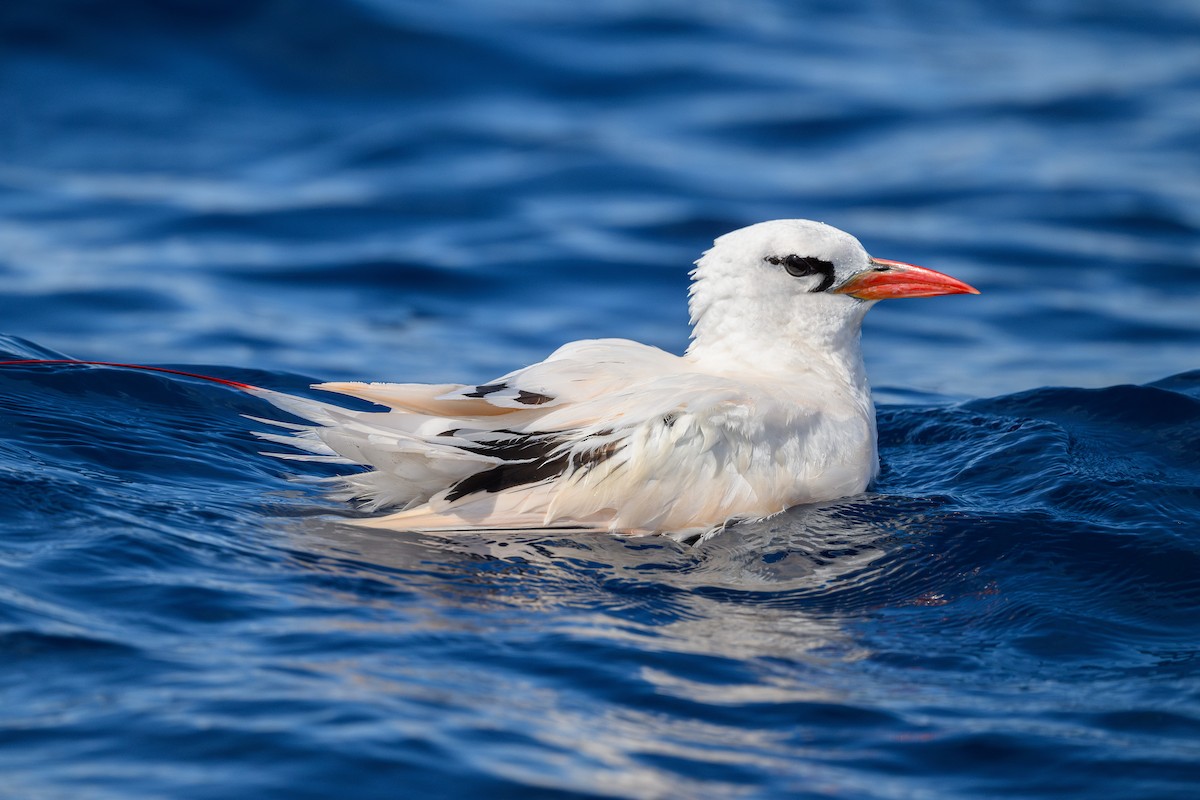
[256,219,978,540]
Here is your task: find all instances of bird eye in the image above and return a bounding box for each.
[765,255,836,291]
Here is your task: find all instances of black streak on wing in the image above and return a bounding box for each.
[515,390,554,405]
[461,433,562,463]
[445,433,565,502]
[444,454,568,503]
[570,429,619,470]
[445,429,622,502]
[462,382,507,398]
[460,383,555,406]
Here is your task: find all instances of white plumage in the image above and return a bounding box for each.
[255,220,977,541]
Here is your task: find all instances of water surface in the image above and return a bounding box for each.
[1,2,1199,798]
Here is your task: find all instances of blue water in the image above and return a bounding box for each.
[2,1,1200,797]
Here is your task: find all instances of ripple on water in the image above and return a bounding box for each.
[3,0,1200,796]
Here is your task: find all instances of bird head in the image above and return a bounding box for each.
[687,220,978,367]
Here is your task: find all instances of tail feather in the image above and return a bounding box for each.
[315,381,523,418]
[0,358,605,532]
[252,429,339,456]
[243,414,310,431]
[260,451,357,465]
[246,387,352,428]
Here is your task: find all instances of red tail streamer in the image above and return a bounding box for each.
[0,359,260,391]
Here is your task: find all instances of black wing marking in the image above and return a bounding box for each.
[444,428,621,502]
[515,390,553,405]
[459,383,555,406]
[462,382,508,399]
[444,454,568,502]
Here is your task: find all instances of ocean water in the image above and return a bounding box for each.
[2,1,1199,798]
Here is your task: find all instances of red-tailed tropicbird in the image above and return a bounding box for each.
[0,220,977,541]
[254,219,978,540]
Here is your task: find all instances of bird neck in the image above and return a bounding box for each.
[685,294,872,396]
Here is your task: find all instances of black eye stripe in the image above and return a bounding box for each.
[765,255,836,292]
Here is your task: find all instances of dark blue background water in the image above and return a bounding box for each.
[2,2,1199,797]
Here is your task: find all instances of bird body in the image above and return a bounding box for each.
[256,220,976,539]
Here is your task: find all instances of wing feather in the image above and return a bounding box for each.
[253,338,869,535]
[314,382,515,417]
